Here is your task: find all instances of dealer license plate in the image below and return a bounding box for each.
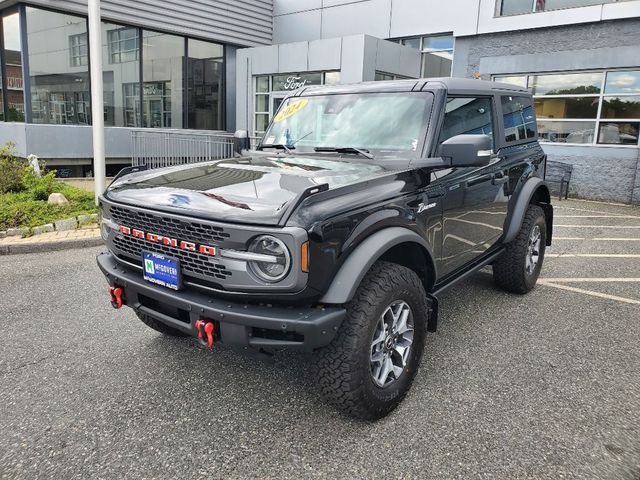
[142,251,181,291]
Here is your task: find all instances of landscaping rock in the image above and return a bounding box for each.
[6,227,29,237]
[89,213,99,222]
[32,224,55,235]
[48,193,69,205]
[77,214,93,224]
[0,231,6,239]
[54,218,78,231]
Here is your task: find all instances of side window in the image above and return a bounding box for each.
[438,97,494,150]
[501,95,536,143]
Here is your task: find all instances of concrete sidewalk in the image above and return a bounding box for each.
[0,226,102,255]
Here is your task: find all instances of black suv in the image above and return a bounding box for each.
[98,78,553,420]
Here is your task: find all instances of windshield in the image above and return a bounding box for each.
[260,92,433,158]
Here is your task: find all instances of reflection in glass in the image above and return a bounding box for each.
[102,23,139,127]
[272,72,322,92]
[255,113,269,133]
[604,71,640,94]
[501,0,534,15]
[537,121,595,143]
[601,96,640,119]
[421,51,453,78]
[534,97,599,119]
[401,38,421,49]
[422,35,454,50]
[187,39,223,130]
[439,97,494,149]
[493,76,527,88]
[142,31,184,128]
[324,71,341,85]
[529,72,603,96]
[26,7,90,125]
[2,13,25,121]
[598,122,639,145]
[502,96,536,142]
[256,76,269,93]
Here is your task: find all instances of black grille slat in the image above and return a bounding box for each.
[113,235,231,282]
[109,205,230,245]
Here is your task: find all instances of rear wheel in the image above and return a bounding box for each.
[493,205,546,294]
[314,261,429,420]
[136,312,188,337]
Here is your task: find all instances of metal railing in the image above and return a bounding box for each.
[131,129,261,170]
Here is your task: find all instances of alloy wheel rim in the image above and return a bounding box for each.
[526,225,541,275]
[370,300,414,388]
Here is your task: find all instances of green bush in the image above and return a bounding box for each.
[0,143,28,194]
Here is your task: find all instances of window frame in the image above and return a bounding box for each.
[69,32,88,67]
[493,68,640,147]
[499,0,633,16]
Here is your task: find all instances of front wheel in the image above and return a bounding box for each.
[493,204,547,294]
[314,261,429,420]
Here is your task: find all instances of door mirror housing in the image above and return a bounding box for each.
[437,134,493,167]
[233,130,251,155]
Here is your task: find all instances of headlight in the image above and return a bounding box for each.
[247,235,291,282]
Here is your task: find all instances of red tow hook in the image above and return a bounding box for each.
[108,286,124,309]
[194,320,215,349]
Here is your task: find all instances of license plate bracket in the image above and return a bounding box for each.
[142,251,182,291]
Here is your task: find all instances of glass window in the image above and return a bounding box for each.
[401,37,421,49]
[493,76,528,88]
[604,70,640,94]
[272,73,322,92]
[2,12,25,121]
[534,97,599,119]
[102,23,139,127]
[324,71,341,85]
[601,96,640,119]
[501,96,536,143]
[262,92,432,155]
[142,30,184,128]
[598,122,639,145]
[26,7,90,125]
[439,97,494,149]
[256,76,269,93]
[537,120,595,143]
[187,38,223,130]
[108,27,139,64]
[501,0,535,15]
[501,0,632,15]
[420,35,453,78]
[529,72,603,95]
[69,33,88,67]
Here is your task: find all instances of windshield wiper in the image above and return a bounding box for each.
[258,143,293,154]
[314,146,374,159]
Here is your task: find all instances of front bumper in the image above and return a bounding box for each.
[97,252,345,351]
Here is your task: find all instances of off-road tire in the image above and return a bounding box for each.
[493,204,546,294]
[136,312,188,337]
[314,261,429,420]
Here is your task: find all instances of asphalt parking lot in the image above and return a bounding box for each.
[1,199,639,479]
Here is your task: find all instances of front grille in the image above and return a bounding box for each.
[113,235,231,281]
[110,205,230,245]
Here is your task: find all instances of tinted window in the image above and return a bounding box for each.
[501,96,536,143]
[439,97,494,149]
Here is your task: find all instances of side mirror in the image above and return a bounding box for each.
[437,134,493,168]
[233,130,250,155]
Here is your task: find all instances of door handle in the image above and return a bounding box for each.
[492,172,509,186]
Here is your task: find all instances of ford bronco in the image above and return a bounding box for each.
[98,78,553,420]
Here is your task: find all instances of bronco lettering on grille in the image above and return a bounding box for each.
[118,225,217,256]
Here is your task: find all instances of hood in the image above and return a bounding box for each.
[105,155,397,225]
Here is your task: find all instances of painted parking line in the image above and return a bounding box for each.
[555,215,640,219]
[554,237,640,241]
[540,277,640,282]
[554,206,637,216]
[554,225,640,229]
[538,280,640,305]
[546,253,640,258]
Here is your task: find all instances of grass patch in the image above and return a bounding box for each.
[0,183,97,230]
[0,143,98,231]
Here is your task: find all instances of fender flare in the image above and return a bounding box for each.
[319,227,436,305]
[503,177,551,244]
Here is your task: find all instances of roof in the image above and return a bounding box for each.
[296,77,530,97]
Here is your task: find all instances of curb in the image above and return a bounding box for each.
[0,237,104,255]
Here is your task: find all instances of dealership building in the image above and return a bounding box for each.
[0,0,638,203]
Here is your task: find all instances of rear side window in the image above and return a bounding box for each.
[438,97,494,150]
[501,95,536,143]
